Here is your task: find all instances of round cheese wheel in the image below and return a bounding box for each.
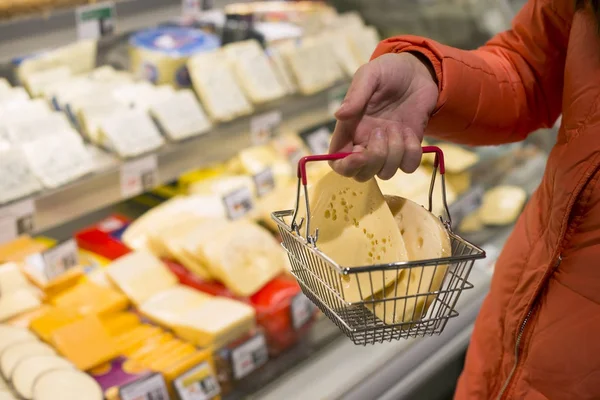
[0,326,37,353]
[1,342,55,379]
[0,390,16,399]
[32,370,103,400]
[13,355,74,400]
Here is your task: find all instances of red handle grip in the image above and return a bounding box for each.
[297,146,445,185]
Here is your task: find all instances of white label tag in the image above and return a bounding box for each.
[291,292,317,330]
[120,154,159,198]
[449,185,485,228]
[0,199,35,244]
[25,239,80,283]
[174,361,221,400]
[250,111,282,145]
[75,2,116,40]
[222,186,254,220]
[253,168,275,197]
[303,127,331,155]
[119,373,170,400]
[231,333,268,380]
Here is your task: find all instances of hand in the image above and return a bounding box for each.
[329,52,439,181]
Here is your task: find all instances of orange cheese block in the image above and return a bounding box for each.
[50,315,119,371]
[50,282,129,317]
[115,325,163,355]
[0,236,49,263]
[100,312,141,337]
[30,306,81,342]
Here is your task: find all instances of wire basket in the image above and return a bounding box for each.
[271,146,486,345]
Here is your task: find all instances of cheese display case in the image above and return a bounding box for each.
[0,1,556,400]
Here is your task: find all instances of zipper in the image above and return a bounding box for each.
[495,255,563,400]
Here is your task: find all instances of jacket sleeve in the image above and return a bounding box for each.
[371,0,573,145]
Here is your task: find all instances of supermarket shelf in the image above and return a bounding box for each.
[32,86,339,234]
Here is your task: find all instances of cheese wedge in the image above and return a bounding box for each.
[12,355,74,400]
[32,369,103,400]
[479,185,527,226]
[302,171,409,303]
[366,196,451,326]
[139,285,212,328]
[0,341,55,379]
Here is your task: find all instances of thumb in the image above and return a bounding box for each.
[335,63,379,120]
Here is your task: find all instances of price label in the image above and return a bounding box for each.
[253,168,275,197]
[0,199,35,244]
[230,333,268,380]
[449,185,485,228]
[222,186,254,220]
[174,361,221,400]
[300,126,332,155]
[25,239,80,283]
[119,373,169,400]
[250,111,282,145]
[291,292,317,330]
[120,155,159,198]
[76,2,116,40]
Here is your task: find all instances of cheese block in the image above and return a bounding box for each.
[139,285,212,328]
[0,326,37,353]
[24,66,72,98]
[0,341,56,379]
[114,325,163,355]
[479,185,527,226]
[236,144,293,187]
[0,290,41,323]
[50,316,119,371]
[126,333,175,359]
[255,182,297,232]
[317,29,362,77]
[150,89,212,141]
[302,171,409,303]
[50,282,129,317]
[459,210,484,233]
[188,175,257,198]
[172,298,256,349]
[265,45,297,95]
[32,369,103,400]
[347,25,380,65]
[146,342,196,371]
[422,143,479,174]
[186,219,286,296]
[12,355,74,400]
[105,251,178,305]
[366,196,451,325]
[0,148,46,205]
[29,307,81,343]
[6,306,51,329]
[146,213,206,258]
[447,171,472,195]
[0,264,33,294]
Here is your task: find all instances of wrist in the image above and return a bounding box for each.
[407,51,438,85]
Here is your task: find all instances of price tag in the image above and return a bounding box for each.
[250,111,282,145]
[449,185,485,228]
[230,333,268,380]
[119,373,169,400]
[222,186,254,220]
[0,199,35,244]
[300,126,332,155]
[25,239,80,283]
[76,2,116,40]
[291,292,317,330]
[174,361,221,400]
[253,168,275,197]
[120,155,159,198]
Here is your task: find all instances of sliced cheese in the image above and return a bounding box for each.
[12,355,74,400]
[32,369,103,400]
[50,282,129,317]
[105,251,178,305]
[479,185,527,226]
[0,264,33,294]
[304,171,409,303]
[0,326,38,353]
[139,285,212,328]
[0,290,41,323]
[100,312,141,337]
[0,341,55,379]
[29,307,81,343]
[367,196,451,325]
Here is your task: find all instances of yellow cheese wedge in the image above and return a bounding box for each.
[479,185,527,226]
[50,282,129,317]
[114,325,163,354]
[147,343,197,371]
[105,251,178,305]
[302,171,409,303]
[0,341,55,379]
[366,196,451,326]
[138,285,212,328]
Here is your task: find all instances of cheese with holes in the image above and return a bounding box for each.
[0,341,55,379]
[12,355,74,400]
[0,326,37,353]
[32,369,103,400]
[479,185,527,226]
[367,196,451,325]
[139,285,212,327]
[105,251,178,305]
[303,171,409,303]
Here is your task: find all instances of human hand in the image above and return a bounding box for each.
[329,52,439,181]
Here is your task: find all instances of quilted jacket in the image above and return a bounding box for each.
[372,0,600,398]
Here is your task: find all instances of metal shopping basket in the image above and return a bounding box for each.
[271,146,486,345]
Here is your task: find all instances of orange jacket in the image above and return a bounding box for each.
[372,0,600,399]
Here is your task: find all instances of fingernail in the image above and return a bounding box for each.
[335,101,347,115]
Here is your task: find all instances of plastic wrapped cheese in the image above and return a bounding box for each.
[0,341,56,379]
[150,89,212,141]
[139,285,212,327]
[367,196,451,325]
[12,355,74,400]
[301,171,409,303]
[32,369,103,400]
[23,66,72,98]
[479,185,527,226]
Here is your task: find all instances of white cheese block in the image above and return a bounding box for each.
[318,29,362,77]
[0,290,41,323]
[367,196,451,325]
[32,369,103,400]
[0,99,51,124]
[0,341,56,379]
[0,148,42,205]
[479,185,527,226]
[24,67,72,98]
[265,46,297,95]
[0,79,10,93]
[347,25,381,65]
[12,355,74,400]
[0,264,34,295]
[105,251,179,305]
[301,171,409,303]
[188,49,253,121]
[0,326,37,353]
[5,112,75,145]
[139,285,212,327]
[150,89,212,141]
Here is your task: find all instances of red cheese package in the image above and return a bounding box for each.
[75,215,132,260]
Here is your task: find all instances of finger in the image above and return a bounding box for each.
[377,125,404,180]
[330,145,367,177]
[399,128,423,173]
[329,119,356,155]
[334,63,379,120]
[355,128,388,182]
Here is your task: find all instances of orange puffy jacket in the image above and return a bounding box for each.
[372,0,600,399]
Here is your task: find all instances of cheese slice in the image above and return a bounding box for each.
[366,196,451,326]
[302,171,409,303]
[12,355,74,400]
[0,290,41,323]
[0,264,33,294]
[100,312,141,337]
[0,326,37,353]
[0,341,56,379]
[139,285,212,328]
[479,185,527,226]
[29,307,81,343]
[32,369,103,400]
[105,251,178,305]
[50,282,129,317]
